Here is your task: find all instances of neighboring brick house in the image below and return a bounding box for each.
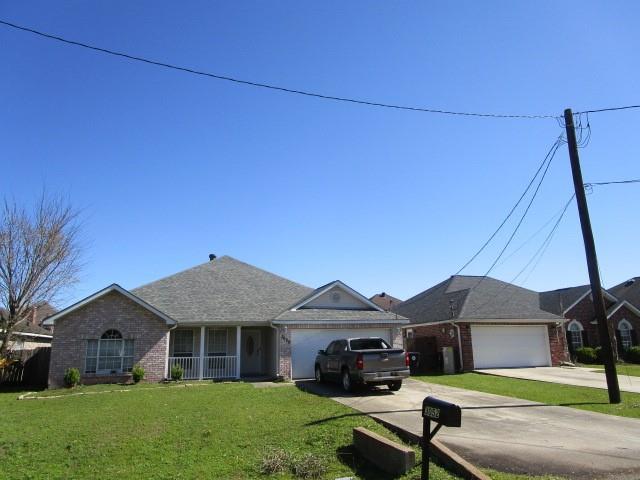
[369,292,402,311]
[394,276,567,372]
[44,256,407,388]
[541,280,640,359]
[1,302,55,352]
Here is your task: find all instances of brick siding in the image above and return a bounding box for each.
[565,296,640,358]
[48,291,170,388]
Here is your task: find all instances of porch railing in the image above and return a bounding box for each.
[168,357,200,380]
[168,355,238,380]
[203,356,237,379]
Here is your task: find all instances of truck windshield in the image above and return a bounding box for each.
[349,338,392,350]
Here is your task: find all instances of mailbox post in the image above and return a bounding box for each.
[421,396,461,479]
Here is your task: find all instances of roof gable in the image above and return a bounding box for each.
[290,280,383,312]
[42,284,176,326]
[609,277,640,309]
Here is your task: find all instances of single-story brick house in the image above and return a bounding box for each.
[394,275,568,371]
[44,256,408,388]
[540,278,640,358]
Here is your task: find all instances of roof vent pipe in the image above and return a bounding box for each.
[209,254,216,261]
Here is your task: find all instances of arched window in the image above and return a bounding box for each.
[618,320,634,351]
[568,321,583,351]
[85,329,134,375]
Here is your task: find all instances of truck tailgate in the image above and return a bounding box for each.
[354,349,406,373]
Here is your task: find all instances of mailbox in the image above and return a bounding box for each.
[422,396,461,427]
[421,396,462,479]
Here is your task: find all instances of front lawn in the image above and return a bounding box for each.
[2,382,460,480]
[583,363,640,377]
[414,373,640,419]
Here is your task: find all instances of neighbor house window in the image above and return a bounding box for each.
[619,320,633,351]
[208,329,227,356]
[172,329,194,357]
[85,329,134,374]
[568,321,583,350]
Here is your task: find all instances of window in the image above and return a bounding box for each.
[85,329,134,375]
[568,322,583,350]
[208,329,227,356]
[619,320,633,351]
[173,329,194,357]
[349,338,391,350]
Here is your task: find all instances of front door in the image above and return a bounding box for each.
[241,329,263,375]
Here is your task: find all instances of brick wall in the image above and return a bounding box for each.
[48,291,170,388]
[407,321,567,371]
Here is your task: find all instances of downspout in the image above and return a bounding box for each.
[451,322,463,372]
[270,324,280,379]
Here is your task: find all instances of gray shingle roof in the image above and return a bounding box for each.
[394,275,562,324]
[274,308,407,323]
[132,256,313,325]
[609,278,640,309]
[538,285,590,315]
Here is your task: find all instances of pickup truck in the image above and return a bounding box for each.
[314,337,410,392]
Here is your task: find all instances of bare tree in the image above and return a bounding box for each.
[0,194,82,356]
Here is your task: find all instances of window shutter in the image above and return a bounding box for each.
[631,329,638,347]
[566,331,574,356]
[581,330,589,348]
[615,330,624,356]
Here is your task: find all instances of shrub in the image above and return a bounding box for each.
[131,364,145,383]
[625,346,640,364]
[170,363,183,381]
[575,347,598,364]
[63,368,80,387]
[260,448,292,475]
[594,346,604,363]
[290,453,327,479]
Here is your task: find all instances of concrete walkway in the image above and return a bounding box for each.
[298,378,640,479]
[476,366,640,394]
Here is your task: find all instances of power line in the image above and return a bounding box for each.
[454,135,563,276]
[584,179,640,187]
[0,19,559,120]
[578,105,640,115]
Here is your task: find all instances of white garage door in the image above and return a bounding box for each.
[471,325,551,369]
[290,328,392,379]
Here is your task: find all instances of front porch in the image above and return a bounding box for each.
[167,325,276,380]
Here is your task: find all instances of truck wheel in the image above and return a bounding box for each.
[341,368,353,393]
[388,381,402,391]
[314,365,324,383]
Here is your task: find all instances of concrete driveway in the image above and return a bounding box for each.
[298,378,640,479]
[476,367,640,394]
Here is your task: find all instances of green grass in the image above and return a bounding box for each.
[2,382,464,480]
[414,373,640,419]
[583,363,640,377]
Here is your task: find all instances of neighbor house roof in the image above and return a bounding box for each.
[394,275,562,324]
[539,285,618,316]
[132,256,313,325]
[609,277,640,309]
[369,292,402,311]
[13,319,53,337]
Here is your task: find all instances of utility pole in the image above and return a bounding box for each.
[564,108,621,404]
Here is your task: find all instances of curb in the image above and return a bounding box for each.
[372,416,491,480]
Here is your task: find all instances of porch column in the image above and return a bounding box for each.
[236,326,241,379]
[199,326,206,380]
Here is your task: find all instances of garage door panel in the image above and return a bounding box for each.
[290,328,391,379]
[471,325,550,369]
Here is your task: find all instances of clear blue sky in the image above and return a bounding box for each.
[2,2,639,306]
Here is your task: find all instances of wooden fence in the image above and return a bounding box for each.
[0,347,51,387]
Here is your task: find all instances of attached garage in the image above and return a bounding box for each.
[290,328,392,379]
[471,325,551,369]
